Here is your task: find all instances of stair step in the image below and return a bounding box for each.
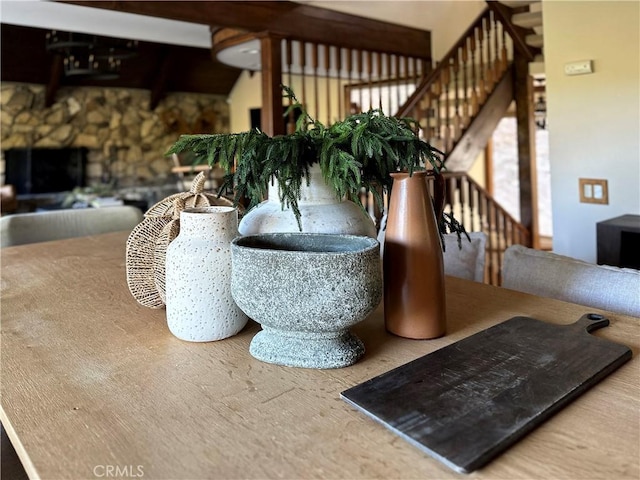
[512,11,543,28]
[526,34,543,48]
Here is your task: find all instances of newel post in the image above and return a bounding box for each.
[513,51,539,248]
[260,34,285,136]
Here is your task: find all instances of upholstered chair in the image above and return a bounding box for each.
[502,244,640,317]
[0,205,143,248]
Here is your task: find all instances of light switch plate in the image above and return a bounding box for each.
[565,60,593,76]
[579,178,608,204]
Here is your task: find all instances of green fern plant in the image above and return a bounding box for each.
[166,86,466,242]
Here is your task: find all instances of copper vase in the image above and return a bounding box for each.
[383,171,446,339]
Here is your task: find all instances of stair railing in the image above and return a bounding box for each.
[279,38,431,125]
[396,7,512,154]
[427,172,529,285]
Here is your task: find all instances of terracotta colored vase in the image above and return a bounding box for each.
[383,171,446,339]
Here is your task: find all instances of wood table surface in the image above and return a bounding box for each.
[1,231,638,480]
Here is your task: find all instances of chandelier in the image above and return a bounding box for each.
[45,30,138,79]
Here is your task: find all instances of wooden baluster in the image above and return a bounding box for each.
[502,214,509,249]
[324,45,331,125]
[346,48,353,113]
[477,184,486,238]
[402,55,409,104]
[496,209,504,280]
[452,49,461,143]
[410,57,417,87]
[441,60,451,152]
[486,198,495,285]
[477,22,486,105]
[311,43,319,120]
[420,58,429,83]
[493,12,501,81]
[395,54,401,112]
[367,50,373,111]
[446,176,456,215]
[299,41,307,110]
[484,14,494,92]
[498,212,507,285]
[470,28,479,117]
[375,51,383,111]
[457,176,466,230]
[335,47,343,119]
[432,73,443,151]
[501,23,508,74]
[356,49,364,111]
[467,177,475,232]
[385,53,393,114]
[422,93,432,141]
[461,40,470,129]
[285,39,294,133]
[509,219,516,248]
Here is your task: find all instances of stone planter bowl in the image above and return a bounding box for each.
[230,233,382,369]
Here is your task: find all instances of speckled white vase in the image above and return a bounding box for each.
[165,206,248,342]
[238,164,377,238]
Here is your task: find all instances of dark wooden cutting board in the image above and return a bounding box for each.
[341,314,632,474]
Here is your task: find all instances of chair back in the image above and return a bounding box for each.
[502,244,640,317]
[442,232,486,282]
[0,206,144,248]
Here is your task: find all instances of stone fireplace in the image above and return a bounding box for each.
[1,83,230,200]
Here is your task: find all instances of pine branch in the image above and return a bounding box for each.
[165,85,466,241]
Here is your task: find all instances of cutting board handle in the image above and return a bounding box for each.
[571,313,610,333]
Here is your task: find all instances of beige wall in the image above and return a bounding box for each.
[229,71,262,134]
[544,1,640,262]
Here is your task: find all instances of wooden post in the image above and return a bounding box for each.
[260,34,284,136]
[45,55,64,108]
[485,139,494,196]
[513,52,538,248]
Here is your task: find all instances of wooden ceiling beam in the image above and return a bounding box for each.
[45,54,64,108]
[57,1,432,58]
[149,47,176,110]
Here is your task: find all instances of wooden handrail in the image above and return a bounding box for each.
[396,7,491,118]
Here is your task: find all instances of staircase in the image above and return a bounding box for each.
[392,2,545,284]
[212,2,546,284]
[505,0,545,76]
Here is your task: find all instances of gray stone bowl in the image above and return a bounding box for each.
[230,233,382,369]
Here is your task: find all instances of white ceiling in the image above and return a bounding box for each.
[0,0,212,48]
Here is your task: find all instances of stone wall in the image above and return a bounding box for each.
[0,83,230,187]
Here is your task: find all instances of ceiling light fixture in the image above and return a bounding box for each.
[45,30,138,80]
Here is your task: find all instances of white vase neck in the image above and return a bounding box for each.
[267,163,342,206]
[179,207,238,241]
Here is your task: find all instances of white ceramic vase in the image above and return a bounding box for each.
[238,164,377,238]
[165,206,248,342]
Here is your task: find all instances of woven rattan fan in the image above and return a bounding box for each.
[126,172,237,308]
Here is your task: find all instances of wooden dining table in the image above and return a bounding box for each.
[1,231,638,480]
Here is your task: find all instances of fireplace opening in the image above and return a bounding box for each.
[4,147,87,195]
